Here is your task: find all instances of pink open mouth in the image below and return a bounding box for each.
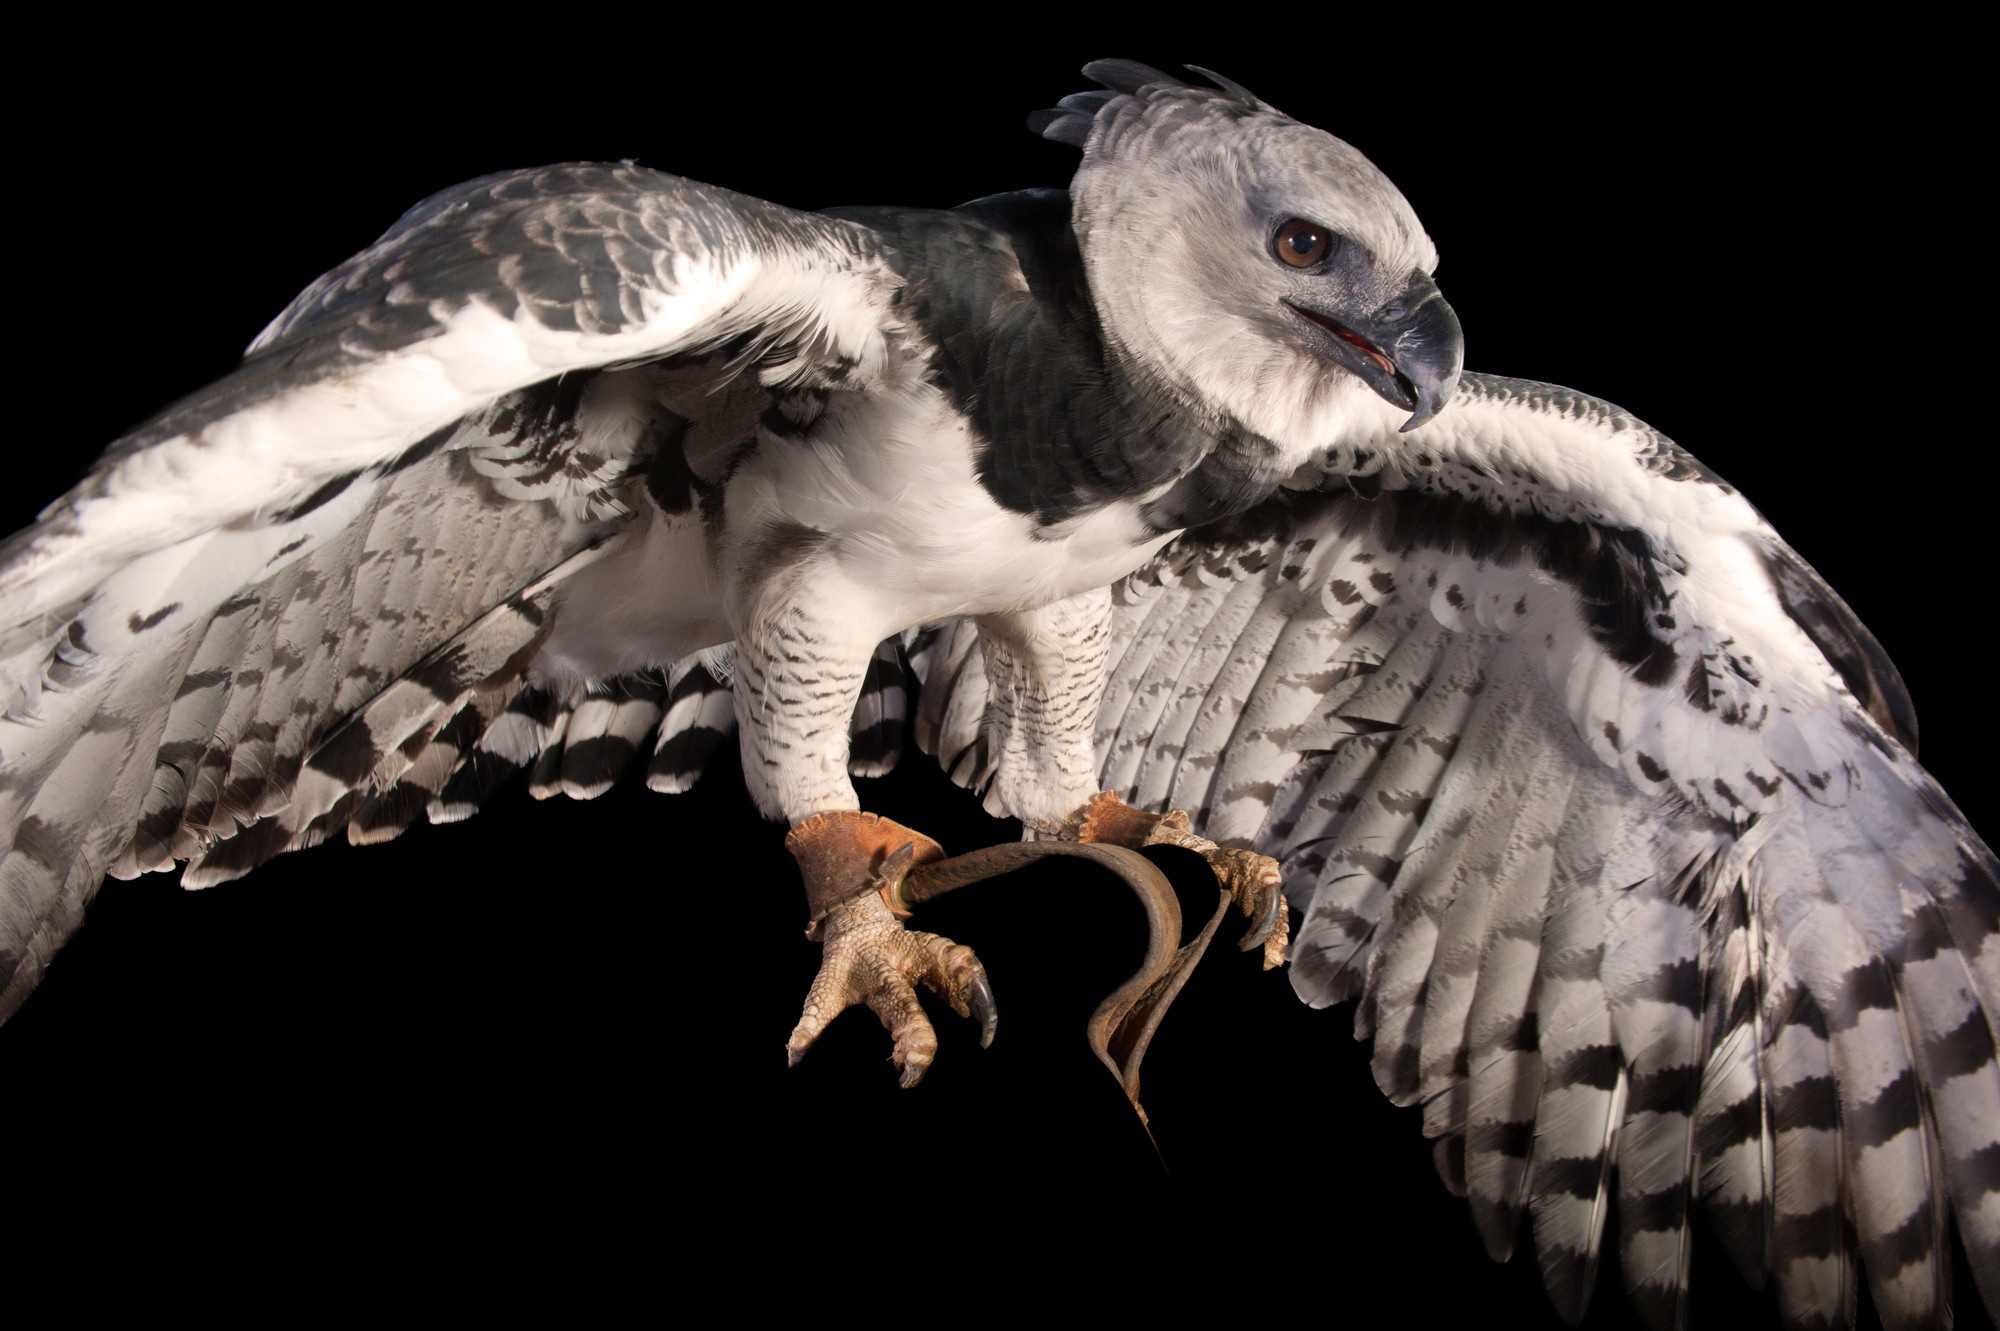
[1292,306,1396,375]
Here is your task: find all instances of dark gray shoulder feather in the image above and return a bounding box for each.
[827,189,1237,528]
[1762,538,1919,751]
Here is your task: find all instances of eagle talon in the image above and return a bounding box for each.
[1065,792,1290,969]
[1236,868,1290,969]
[785,882,997,1087]
[964,967,999,1049]
[1202,847,1288,970]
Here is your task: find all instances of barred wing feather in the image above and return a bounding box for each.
[0,163,899,1020]
[918,373,1997,1330]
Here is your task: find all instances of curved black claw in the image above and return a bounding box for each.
[966,964,998,1049]
[1237,879,1286,954]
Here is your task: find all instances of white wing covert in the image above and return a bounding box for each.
[916,373,1997,1330]
[0,163,902,1020]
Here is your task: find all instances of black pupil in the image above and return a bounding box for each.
[1289,229,1318,255]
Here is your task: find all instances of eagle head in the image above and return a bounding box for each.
[1037,62,1464,445]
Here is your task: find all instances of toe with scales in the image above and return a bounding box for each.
[782,807,1258,1126]
[1061,792,1290,970]
[784,810,997,1088]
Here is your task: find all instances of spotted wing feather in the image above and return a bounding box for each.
[913,375,1996,1328]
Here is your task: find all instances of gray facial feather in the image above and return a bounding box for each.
[1035,67,1443,452]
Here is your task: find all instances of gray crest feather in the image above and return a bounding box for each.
[1032,60,1273,151]
[1077,58,1178,94]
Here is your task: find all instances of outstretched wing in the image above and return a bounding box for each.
[0,163,902,1020]
[915,372,1997,1329]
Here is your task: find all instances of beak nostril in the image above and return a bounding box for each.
[1380,304,1408,322]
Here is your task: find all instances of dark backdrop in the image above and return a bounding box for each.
[5,22,1984,1327]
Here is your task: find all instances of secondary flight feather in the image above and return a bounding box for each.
[1,61,1992,1330]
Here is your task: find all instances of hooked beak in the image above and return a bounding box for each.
[1284,271,1464,431]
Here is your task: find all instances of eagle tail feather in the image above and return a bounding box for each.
[559,676,666,801]
[647,657,736,796]
[847,640,908,780]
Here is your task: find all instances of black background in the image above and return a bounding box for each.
[4,20,1987,1327]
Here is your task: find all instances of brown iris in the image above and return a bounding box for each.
[1274,219,1332,268]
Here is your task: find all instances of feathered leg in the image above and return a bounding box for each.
[729,569,995,1084]
[974,591,1116,828]
[973,592,1287,966]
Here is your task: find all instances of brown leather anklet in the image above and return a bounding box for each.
[1062,790,1190,848]
[785,810,945,923]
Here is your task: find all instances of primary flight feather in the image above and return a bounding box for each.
[1,61,1992,1330]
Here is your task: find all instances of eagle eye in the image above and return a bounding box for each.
[1273,219,1333,269]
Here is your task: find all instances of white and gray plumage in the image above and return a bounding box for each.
[1,59,1993,1329]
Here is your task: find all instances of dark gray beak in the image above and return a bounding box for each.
[1285,271,1464,431]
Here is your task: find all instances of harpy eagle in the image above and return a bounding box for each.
[1,59,1994,1329]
